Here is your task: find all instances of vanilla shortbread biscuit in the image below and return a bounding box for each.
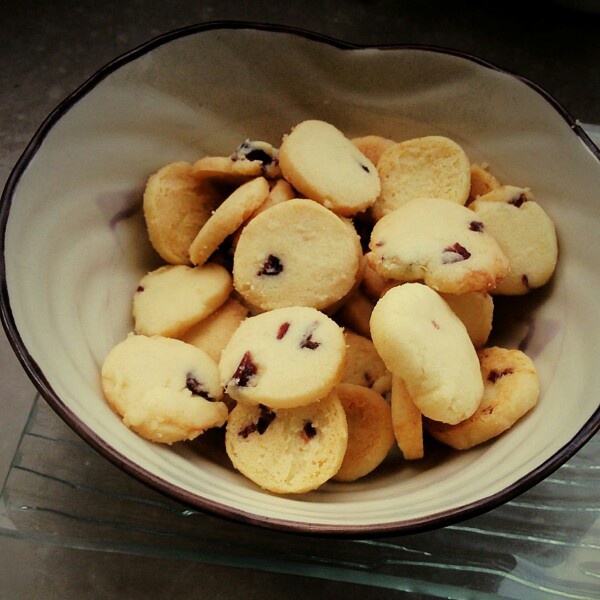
[425,347,540,449]
[351,135,396,166]
[143,162,223,265]
[439,291,494,349]
[470,186,558,294]
[180,298,249,363]
[225,390,348,494]
[279,120,380,216]
[368,197,509,294]
[101,334,227,444]
[193,139,281,183]
[333,383,395,482]
[342,330,391,394]
[133,263,232,337]
[233,199,361,311]
[219,306,346,408]
[370,283,483,424]
[468,163,501,203]
[189,177,270,266]
[372,135,471,219]
[390,376,424,460]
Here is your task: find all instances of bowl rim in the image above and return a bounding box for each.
[1,21,599,536]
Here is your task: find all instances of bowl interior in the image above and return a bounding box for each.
[2,25,599,533]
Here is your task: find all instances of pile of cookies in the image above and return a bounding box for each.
[101,120,557,494]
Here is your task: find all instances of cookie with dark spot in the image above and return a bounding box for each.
[225,390,348,494]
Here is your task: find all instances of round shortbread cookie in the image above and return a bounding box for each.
[372,135,471,219]
[219,306,347,408]
[233,199,362,311]
[351,135,396,166]
[368,197,509,294]
[439,291,494,349]
[424,347,540,449]
[189,176,270,266]
[470,187,558,295]
[225,390,348,494]
[101,334,227,444]
[179,298,249,363]
[335,289,374,339]
[468,163,501,203]
[333,383,395,482]
[279,120,380,216]
[143,162,223,265]
[342,330,391,394]
[370,283,483,424]
[133,263,232,338]
[390,376,424,460]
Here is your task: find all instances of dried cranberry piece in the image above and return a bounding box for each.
[185,374,210,399]
[301,421,317,442]
[238,422,257,438]
[230,351,258,387]
[509,194,527,208]
[469,221,485,232]
[360,163,371,173]
[238,405,276,438]
[277,322,290,340]
[258,254,283,276]
[432,320,441,330]
[136,285,144,292]
[487,368,514,383]
[442,243,471,264]
[374,240,385,247]
[299,323,321,350]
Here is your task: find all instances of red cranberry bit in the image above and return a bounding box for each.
[230,351,258,387]
[301,421,317,442]
[522,274,530,288]
[432,320,440,330]
[238,422,257,438]
[136,285,144,292]
[442,243,471,264]
[277,322,291,340]
[374,240,385,247]
[299,323,321,350]
[487,368,514,383]
[185,373,210,399]
[509,194,528,208]
[258,254,283,276]
[256,404,276,434]
[360,163,371,173]
[469,221,485,232]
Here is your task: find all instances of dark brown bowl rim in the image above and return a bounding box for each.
[1,21,599,537]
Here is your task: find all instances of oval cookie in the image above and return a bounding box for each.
[219,306,346,408]
[225,390,348,494]
[342,330,391,394]
[425,347,540,449]
[333,383,395,482]
[101,334,227,444]
[279,120,380,216]
[370,283,483,424]
[368,197,509,294]
[372,135,471,219]
[233,199,362,311]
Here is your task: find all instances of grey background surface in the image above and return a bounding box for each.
[1,1,598,598]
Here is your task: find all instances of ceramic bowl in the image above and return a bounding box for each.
[1,23,599,535]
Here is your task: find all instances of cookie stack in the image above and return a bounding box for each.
[101,120,557,494]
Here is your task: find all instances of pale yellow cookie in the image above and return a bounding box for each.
[133,263,232,338]
[470,186,558,295]
[219,306,347,409]
[439,291,494,349]
[251,178,296,217]
[390,375,424,460]
[189,177,270,266]
[351,135,396,166]
[468,163,501,203]
[342,330,391,394]
[179,298,249,363]
[333,383,395,482]
[233,199,361,311]
[372,135,471,219]
[424,347,540,449]
[279,120,381,216]
[101,334,227,444]
[368,197,509,294]
[143,162,223,265]
[370,283,483,424]
[225,390,348,494]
